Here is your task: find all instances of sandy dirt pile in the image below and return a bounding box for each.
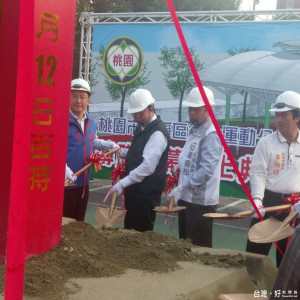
[0,221,247,299]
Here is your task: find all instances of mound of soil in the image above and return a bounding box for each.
[0,221,246,299]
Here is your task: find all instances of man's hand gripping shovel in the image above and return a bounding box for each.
[153,168,185,224]
[64,147,120,187]
[248,194,300,243]
[94,151,127,227]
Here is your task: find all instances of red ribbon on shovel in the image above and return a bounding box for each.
[102,159,126,209]
[64,147,120,187]
[285,194,300,206]
[88,152,106,172]
[163,169,179,195]
[111,160,126,184]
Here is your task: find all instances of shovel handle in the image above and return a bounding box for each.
[108,190,119,220]
[104,147,121,157]
[275,210,298,232]
[74,147,120,178]
[236,204,291,217]
[168,196,175,211]
[64,147,120,187]
[108,167,121,220]
[263,210,299,241]
[72,162,93,177]
[264,204,292,213]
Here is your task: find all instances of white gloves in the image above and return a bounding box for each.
[119,148,128,158]
[111,181,124,196]
[94,139,118,151]
[167,185,183,205]
[251,199,265,218]
[292,202,300,217]
[65,164,77,183]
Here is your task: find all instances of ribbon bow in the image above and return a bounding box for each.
[111,160,126,184]
[102,160,126,205]
[285,193,300,205]
[163,169,179,195]
[88,152,106,172]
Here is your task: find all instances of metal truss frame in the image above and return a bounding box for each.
[79,9,300,79]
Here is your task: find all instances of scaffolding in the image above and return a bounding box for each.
[79,9,300,80]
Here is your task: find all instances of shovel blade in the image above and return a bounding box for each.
[94,206,127,227]
[248,217,295,243]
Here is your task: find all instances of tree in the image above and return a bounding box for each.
[73,0,242,78]
[227,46,257,57]
[72,0,93,78]
[159,46,204,122]
[92,46,151,117]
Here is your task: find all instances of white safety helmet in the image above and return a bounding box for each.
[128,89,155,113]
[71,78,91,95]
[269,91,300,112]
[183,86,215,107]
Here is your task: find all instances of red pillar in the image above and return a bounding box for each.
[0,0,76,298]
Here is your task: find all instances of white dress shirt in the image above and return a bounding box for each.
[120,115,168,188]
[250,130,300,199]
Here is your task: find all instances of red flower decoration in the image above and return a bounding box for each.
[111,160,126,184]
[285,193,300,205]
[163,168,179,195]
[88,152,106,172]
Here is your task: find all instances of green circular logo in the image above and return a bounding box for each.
[103,36,143,85]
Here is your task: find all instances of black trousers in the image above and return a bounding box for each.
[63,186,89,221]
[246,189,300,267]
[178,200,217,247]
[124,191,161,232]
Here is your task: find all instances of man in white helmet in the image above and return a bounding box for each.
[246,90,300,267]
[168,86,223,247]
[64,78,117,221]
[112,88,170,231]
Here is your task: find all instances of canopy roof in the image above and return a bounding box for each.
[199,44,300,103]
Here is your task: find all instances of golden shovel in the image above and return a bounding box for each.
[203,204,291,220]
[64,147,120,187]
[153,171,186,214]
[153,196,186,213]
[94,190,127,227]
[248,210,298,243]
[94,152,127,226]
